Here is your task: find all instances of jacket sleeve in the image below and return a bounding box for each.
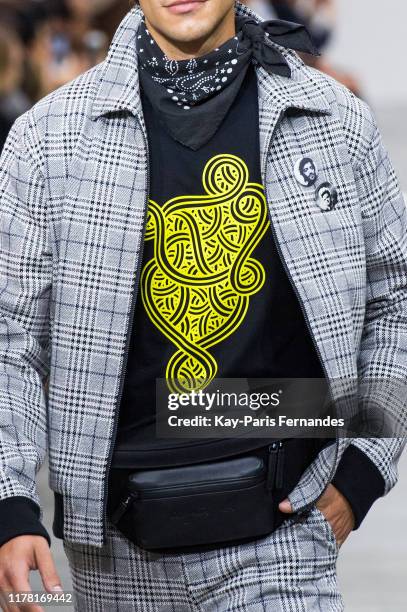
[0,113,52,545]
[336,104,407,523]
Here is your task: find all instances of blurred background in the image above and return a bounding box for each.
[1,1,406,610]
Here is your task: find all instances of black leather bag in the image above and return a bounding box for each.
[110,453,277,551]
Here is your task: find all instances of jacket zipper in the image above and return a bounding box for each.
[102,116,151,543]
[262,110,339,513]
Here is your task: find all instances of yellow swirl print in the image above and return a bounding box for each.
[141,154,269,393]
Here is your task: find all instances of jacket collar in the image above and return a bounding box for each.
[91,2,331,121]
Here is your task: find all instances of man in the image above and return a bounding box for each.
[294,156,317,186]
[316,181,337,211]
[0,1,406,611]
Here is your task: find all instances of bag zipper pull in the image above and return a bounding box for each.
[111,491,138,524]
[275,441,285,489]
[267,442,279,490]
[267,441,284,490]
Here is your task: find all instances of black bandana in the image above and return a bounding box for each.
[136,16,318,150]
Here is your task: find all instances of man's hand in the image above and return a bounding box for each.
[279,484,356,547]
[0,536,62,612]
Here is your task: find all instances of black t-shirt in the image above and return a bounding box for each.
[111,65,325,468]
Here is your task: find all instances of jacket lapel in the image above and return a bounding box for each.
[91,9,144,121]
[257,63,359,387]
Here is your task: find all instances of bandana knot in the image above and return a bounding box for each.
[238,18,319,78]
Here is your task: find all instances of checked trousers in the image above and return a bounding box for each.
[64,506,344,611]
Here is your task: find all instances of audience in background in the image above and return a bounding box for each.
[29,0,130,98]
[270,0,335,51]
[0,25,31,150]
[245,0,361,94]
[0,0,130,105]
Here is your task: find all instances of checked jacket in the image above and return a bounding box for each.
[0,2,406,546]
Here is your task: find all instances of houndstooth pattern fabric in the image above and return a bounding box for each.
[64,511,344,612]
[0,1,406,545]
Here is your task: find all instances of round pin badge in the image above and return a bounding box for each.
[316,182,338,211]
[294,157,318,187]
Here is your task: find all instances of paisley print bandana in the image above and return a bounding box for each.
[136,16,319,150]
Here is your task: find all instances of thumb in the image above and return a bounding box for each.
[279,498,293,513]
[35,540,63,593]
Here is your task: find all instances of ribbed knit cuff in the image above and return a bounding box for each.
[0,497,51,548]
[332,445,385,529]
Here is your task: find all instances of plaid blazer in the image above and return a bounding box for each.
[0,2,406,546]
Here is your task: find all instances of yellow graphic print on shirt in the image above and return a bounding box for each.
[141,154,269,394]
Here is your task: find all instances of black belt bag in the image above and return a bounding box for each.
[109,442,289,551]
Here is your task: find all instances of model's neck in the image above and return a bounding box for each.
[144,13,236,60]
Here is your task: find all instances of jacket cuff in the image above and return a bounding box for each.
[332,445,385,529]
[0,497,51,548]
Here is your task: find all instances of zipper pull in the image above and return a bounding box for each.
[111,492,138,524]
[267,442,279,490]
[275,441,285,489]
[267,441,284,490]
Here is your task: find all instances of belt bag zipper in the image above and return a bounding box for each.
[267,441,285,490]
[130,471,266,499]
[111,469,266,523]
[111,492,140,524]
